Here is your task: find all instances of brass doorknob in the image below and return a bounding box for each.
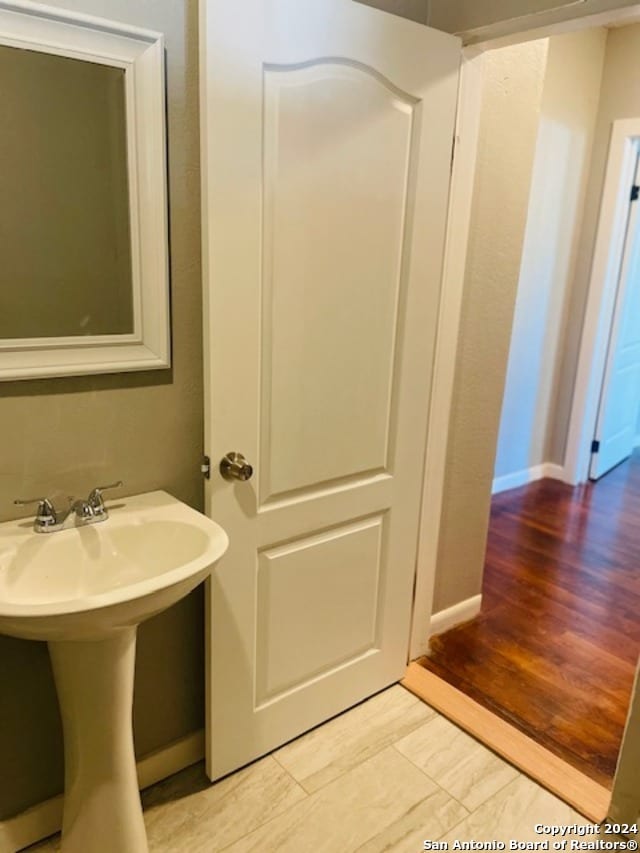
[219,452,253,482]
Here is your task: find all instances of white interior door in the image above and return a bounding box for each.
[591,152,640,480]
[201,0,460,780]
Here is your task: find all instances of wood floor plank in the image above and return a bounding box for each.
[418,453,640,789]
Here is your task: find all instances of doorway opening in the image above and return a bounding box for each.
[409,12,640,821]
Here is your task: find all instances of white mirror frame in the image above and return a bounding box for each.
[0,0,170,381]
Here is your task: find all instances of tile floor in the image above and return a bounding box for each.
[30,685,595,852]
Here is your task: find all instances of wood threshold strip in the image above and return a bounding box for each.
[401,662,611,824]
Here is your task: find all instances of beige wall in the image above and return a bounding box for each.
[432,39,549,612]
[0,0,202,820]
[551,22,640,463]
[430,0,579,32]
[610,661,640,823]
[495,28,607,480]
[356,0,429,23]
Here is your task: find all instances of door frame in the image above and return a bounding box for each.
[408,46,484,658]
[564,119,640,484]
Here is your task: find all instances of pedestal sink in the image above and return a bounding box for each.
[0,491,228,853]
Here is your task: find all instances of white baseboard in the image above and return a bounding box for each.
[492,462,569,494]
[542,463,572,483]
[0,730,205,853]
[429,594,482,638]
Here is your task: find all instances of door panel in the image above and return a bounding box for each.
[201,0,460,780]
[256,515,384,705]
[591,153,640,480]
[262,61,415,502]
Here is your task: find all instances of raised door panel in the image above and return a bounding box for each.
[255,514,385,705]
[261,62,417,503]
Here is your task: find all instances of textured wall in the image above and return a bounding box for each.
[551,23,640,463]
[432,39,549,613]
[0,0,203,819]
[495,28,607,480]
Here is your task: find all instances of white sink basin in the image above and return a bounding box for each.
[0,490,228,853]
[0,490,228,641]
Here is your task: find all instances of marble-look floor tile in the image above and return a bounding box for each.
[437,774,584,844]
[21,691,592,853]
[355,786,469,853]
[144,756,307,852]
[142,762,210,810]
[142,762,211,844]
[219,746,455,853]
[25,756,306,853]
[274,684,435,793]
[395,714,519,810]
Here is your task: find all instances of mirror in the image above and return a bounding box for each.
[0,2,170,380]
[0,47,134,340]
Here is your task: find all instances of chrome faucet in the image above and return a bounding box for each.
[15,481,123,533]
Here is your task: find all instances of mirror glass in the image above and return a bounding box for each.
[0,45,134,340]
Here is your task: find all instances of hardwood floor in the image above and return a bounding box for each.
[418,453,640,789]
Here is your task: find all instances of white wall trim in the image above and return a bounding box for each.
[429,594,482,639]
[0,730,204,853]
[544,462,570,483]
[564,119,640,486]
[409,48,485,661]
[492,464,545,494]
[492,462,570,494]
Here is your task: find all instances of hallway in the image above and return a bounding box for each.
[419,453,640,788]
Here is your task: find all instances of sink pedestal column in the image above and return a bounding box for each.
[49,627,148,853]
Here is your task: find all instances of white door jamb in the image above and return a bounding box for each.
[409,47,484,659]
